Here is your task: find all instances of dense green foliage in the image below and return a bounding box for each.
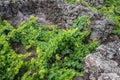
[0,16,98,80]
[65,0,77,4]
[0,0,119,80]
[65,0,81,4]
[65,0,120,37]
[99,0,120,37]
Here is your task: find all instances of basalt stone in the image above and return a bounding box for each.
[86,0,104,8]
[84,41,120,80]
[0,0,115,42]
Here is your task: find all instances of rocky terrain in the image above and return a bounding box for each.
[0,0,117,42]
[85,41,120,80]
[0,0,120,80]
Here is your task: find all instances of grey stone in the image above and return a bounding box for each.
[86,0,104,8]
[0,0,115,42]
[98,73,120,80]
[84,41,120,80]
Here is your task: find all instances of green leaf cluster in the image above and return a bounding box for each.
[0,15,98,80]
[99,0,120,37]
[64,0,84,4]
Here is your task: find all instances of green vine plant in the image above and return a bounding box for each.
[98,0,120,37]
[65,0,78,4]
[64,0,87,4]
[0,15,98,80]
[65,0,120,38]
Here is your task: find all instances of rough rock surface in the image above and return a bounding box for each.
[86,0,104,8]
[0,1,120,80]
[0,0,114,42]
[84,41,120,80]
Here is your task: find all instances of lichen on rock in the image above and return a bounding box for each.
[86,0,104,8]
[0,0,120,80]
[84,41,120,80]
[0,0,115,42]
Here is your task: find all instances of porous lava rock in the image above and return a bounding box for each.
[0,0,115,42]
[84,41,120,80]
[0,0,65,27]
[86,0,104,8]
[0,1,120,80]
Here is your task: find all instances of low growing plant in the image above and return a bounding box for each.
[0,15,98,80]
[99,0,120,37]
